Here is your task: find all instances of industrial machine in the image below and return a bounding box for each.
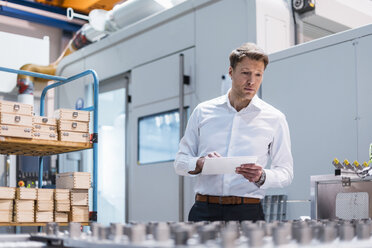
[2,220,372,247]
[311,144,372,220]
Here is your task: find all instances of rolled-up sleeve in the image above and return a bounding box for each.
[261,115,293,189]
[174,107,201,176]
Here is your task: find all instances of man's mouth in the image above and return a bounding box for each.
[244,88,255,92]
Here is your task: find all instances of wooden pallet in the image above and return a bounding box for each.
[0,136,92,156]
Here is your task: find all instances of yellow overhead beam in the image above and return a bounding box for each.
[35,0,123,14]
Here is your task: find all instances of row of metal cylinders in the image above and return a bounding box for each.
[332,158,369,171]
[44,219,372,247]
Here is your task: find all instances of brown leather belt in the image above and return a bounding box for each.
[196,194,260,205]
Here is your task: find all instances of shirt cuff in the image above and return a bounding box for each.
[260,169,271,190]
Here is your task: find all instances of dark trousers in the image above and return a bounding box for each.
[188,201,265,222]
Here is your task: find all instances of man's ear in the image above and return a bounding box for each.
[228,66,233,77]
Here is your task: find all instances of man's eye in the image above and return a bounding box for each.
[256,74,262,77]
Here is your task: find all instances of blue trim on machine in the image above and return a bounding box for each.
[0,5,82,32]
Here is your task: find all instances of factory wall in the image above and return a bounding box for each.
[261,24,372,219]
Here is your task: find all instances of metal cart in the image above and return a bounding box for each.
[0,66,99,223]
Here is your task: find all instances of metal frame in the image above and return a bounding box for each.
[0,66,99,215]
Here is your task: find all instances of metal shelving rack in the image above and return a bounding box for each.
[0,66,99,224]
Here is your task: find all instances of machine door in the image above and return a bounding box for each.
[98,74,128,224]
[127,48,194,221]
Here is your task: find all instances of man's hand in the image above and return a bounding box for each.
[235,163,262,182]
[188,151,221,175]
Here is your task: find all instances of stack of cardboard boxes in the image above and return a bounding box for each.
[0,100,33,138]
[56,172,91,222]
[36,189,54,222]
[0,187,15,222]
[55,109,90,143]
[0,100,91,144]
[33,116,58,141]
[14,188,36,222]
[54,189,70,222]
[0,171,90,223]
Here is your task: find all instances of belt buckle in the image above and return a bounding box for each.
[219,196,223,204]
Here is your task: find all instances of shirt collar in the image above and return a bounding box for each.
[222,89,262,112]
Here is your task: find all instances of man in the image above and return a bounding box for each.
[174,43,293,222]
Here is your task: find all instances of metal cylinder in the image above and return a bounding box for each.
[90,222,101,238]
[247,228,264,247]
[273,226,289,245]
[69,222,81,238]
[146,222,157,236]
[263,222,276,236]
[46,222,59,236]
[356,223,370,240]
[130,224,146,244]
[225,222,239,238]
[310,222,322,240]
[155,222,170,242]
[200,226,217,244]
[221,228,237,248]
[110,223,123,241]
[174,229,188,245]
[279,222,292,239]
[99,226,110,240]
[339,223,354,241]
[295,226,312,245]
[123,224,131,237]
[320,225,336,243]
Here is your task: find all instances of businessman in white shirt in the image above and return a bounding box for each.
[174,43,293,221]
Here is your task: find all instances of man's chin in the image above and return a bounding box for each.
[243,94,254,101]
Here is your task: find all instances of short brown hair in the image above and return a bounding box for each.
[229,43,269,69]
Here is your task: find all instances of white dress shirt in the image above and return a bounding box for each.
[174,93,293,199]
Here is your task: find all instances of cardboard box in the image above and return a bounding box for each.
[33,124,57,132]
[54,212,68,222]
[33,131,58,141]
[36,211,53,222]
[14,200,34,223]
[37,200,54,212]
[0,200,13,211]
[55,200,70,212]
[58,131,90,143]
[55,109,90,122]
[14,211,34,223]
[33,116,57,126]
[58,120,89,132]
[14,200,34,210]
[0,187,16,199]
[71,189,89,206]
[0,125,33,139]
[37,188,54,201]
[0,100,33,116]
[70,206,89,222]
[0,210,12,222]
[0,113,33,127]
[56,172,91,189]
[16,188,37,200]
[55,189,70,201]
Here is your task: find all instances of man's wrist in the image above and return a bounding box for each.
[254,170,266,187]
[188,156,204,175]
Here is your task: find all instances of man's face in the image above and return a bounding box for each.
[229,57,265,101]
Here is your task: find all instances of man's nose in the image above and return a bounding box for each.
[247,79,254,85]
